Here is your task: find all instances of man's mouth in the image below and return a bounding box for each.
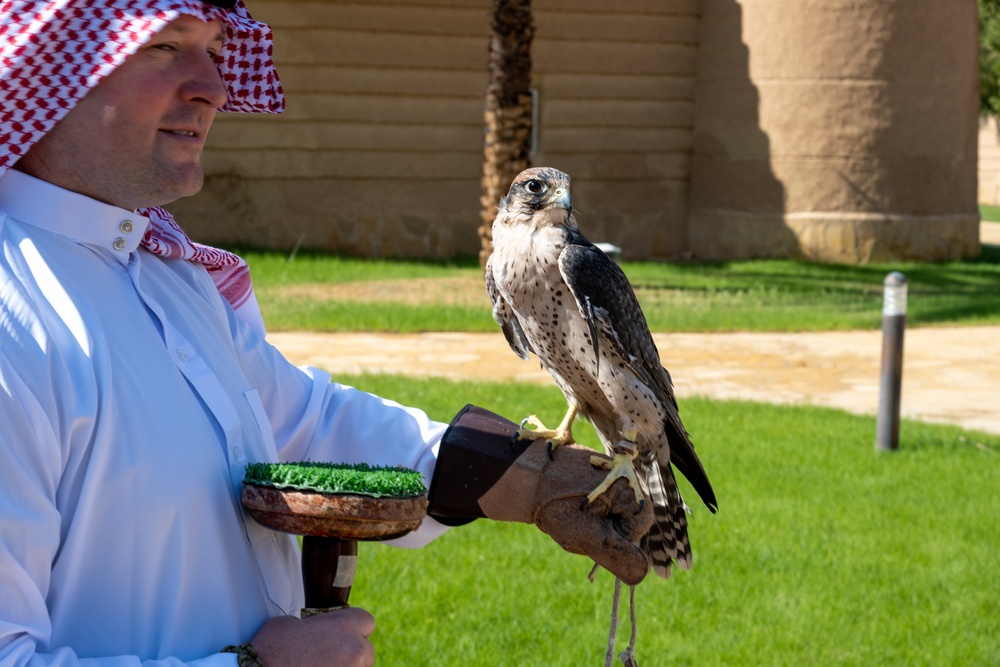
[163,129,199,138]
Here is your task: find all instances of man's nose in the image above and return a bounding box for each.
[183,52,228,109]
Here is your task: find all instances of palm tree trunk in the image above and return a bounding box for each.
[479,0,535,268]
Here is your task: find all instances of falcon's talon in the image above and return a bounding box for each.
[586,450,643,507]
[514,424,573,448]
[588,453,619,471]
[514,405,578,450]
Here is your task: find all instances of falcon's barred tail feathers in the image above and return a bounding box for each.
[637,448,691,578]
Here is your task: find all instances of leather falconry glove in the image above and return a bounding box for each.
[428,405,654,585]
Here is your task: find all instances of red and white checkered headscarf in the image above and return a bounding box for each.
[0,0,282,333]
[0,0,283,173]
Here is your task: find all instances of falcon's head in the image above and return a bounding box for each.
[497,167,573,223]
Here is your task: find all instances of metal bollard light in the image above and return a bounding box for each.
[876,272,907,452]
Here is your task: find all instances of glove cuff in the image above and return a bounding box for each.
[427,404,530,524]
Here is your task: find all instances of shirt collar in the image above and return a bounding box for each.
[0,169,150,266]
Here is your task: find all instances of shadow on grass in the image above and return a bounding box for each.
[626,246,1000,326]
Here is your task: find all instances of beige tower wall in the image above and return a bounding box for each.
[691,0,980,262]
[169,0,700,260]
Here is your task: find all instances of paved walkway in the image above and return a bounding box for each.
[268,326,1000,436]
[983,221,1000,245]
[269,222,999,437]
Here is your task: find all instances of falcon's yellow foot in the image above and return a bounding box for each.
[516,406,578,457]
[586,429,644,508]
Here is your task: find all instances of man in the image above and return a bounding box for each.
[0,3,651,666]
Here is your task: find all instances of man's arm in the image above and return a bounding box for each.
[226,308,652,582]
[226,308,450,547]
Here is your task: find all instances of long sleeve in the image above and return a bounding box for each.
[225,306,451,547]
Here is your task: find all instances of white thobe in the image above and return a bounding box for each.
[0,169,448,667]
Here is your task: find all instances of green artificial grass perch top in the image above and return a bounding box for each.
[244,461,427,498]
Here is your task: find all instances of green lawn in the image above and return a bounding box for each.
[332,373,1000,667]
[979,203,1000,222]
[235,240,1000,663]
[241,247,1000,333]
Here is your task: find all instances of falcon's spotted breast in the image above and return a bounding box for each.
[485,167,717,578]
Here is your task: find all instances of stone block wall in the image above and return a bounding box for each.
[170,0,699,260]
[170,0,487,257]
[169,0,981,262]
[529,0,700,259]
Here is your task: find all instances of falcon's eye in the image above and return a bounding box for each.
[524,180,546,195]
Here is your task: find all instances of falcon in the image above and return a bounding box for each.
[485,167,717,578]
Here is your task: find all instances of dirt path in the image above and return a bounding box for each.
[268,326,1000,436]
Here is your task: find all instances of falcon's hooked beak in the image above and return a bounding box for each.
[547,187,572,212]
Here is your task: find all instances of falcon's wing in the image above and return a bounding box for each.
[558,233,663,390]
[485,254,533,361]
[558,233,717,512]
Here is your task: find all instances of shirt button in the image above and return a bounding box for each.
[232,446,242,460]
[113,237,127,251]
[177,349,188,363]
[120,220,134,234]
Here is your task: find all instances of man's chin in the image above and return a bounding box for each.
[147,168,205,208]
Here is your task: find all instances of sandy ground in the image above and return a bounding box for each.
[982,221,1000,245]
[267,325,1000,436]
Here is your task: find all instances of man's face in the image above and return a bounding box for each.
[16,15,227,211]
